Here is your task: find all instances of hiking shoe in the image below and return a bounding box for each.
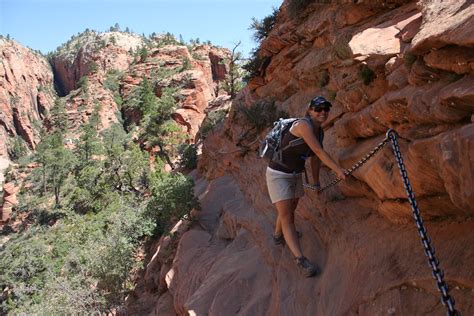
[295,256,319,277]
[273,233,285,245]
[272,231,302,246]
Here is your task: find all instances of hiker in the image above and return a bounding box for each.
[266,96,347,277]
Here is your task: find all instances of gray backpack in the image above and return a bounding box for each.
[259,117,323,166]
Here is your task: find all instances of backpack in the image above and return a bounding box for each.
[259,117,323,167]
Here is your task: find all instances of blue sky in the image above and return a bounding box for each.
[0,0,282,57]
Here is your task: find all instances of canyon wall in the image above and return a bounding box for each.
[128,1,474,314]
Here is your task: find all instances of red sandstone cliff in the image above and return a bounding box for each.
[0,32,231,222]
[0,38,56,177]
[127,1,474,314]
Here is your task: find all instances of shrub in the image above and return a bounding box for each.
[287,0,328,18]
[103,69,122,92]
[318,69,330,87]
[333,35,352,60]
[139,46,148,62]
[249,8,279,43]
[200,108,228,137]
[178,144,198,169]
[403,52,417,68]
[360,66,375,85]
[191,52,207,61]
[446,72,463,83]
[145,172,200,233]
[0,202,154,314]
[239,99,283,133]
[8,136,28,161]
[180,57,192,72]
[77,76,89,90]
[88,62,99,74]
[242,49,264,82]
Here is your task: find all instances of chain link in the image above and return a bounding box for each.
[387,129,458,316]
[303,129,458,315]
[303,135,390,192]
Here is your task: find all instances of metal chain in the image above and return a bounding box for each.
[303,135,390,192]
[387,129,458,316]
[303,129,458,315]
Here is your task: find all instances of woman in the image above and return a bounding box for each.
[266,96,347,277]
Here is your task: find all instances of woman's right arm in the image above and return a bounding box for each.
[291,121,347,180]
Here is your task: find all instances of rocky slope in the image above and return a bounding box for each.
[0,31,232,222]
[0,38,56,182]
[127,0,474,314]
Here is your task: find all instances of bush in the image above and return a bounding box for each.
[103,69,122,92]
[249,8,279,43]
[77,76,89,90]
[145,172,200,233]
[242,49,265,82]
[180,57,192,72]
[360,66,375,85]
[239,99,285,133]
[403,52,417,68]
[138,46,148,62]
[318,69,330,87]
[333,34,352,60]
[88,62,99,74]
[287,0,330,18]
[0,199,155,313]
[200,109,228,138]
[178,144,198,169]
[8,136,28,161]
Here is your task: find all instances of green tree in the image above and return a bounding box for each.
[180,57,192,72]
[50,98,68,132]
[130,78,157,115]
[250,8,278,42]
[77,76,89,90]
[139,46,148,62]
[146,171,199,233]
[75,123,102,165]
[88,62,99,74]
[8,136,28,161]
[35,132,76,206]
[222,41,245,98]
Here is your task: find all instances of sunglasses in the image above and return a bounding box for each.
[312,106,331,113]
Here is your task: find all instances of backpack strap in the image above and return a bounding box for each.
[279,117,313,152]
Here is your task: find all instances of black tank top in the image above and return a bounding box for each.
[268,119,323,173]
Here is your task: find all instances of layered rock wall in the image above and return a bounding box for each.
[129,1,474,314]
[0,38,55,188]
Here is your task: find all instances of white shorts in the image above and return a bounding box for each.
[266,167,304,204]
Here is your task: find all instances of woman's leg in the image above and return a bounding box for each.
[274,198,302,258]
[274,199,299,235]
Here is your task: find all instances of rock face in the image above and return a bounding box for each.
[0,38,55,192]
[50,31,230,140]
[0,38,55,156]
[0,33,231,222]
[50,31,144,96]
[128,1,474,314]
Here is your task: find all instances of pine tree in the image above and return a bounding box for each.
[35,132,76,206]
[50,98,69,132]
[139,46,148,62]
[223,42,245,98]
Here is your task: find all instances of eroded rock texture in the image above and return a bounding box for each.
[128,1,474,315]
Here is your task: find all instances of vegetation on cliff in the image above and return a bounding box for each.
[0,99,199,313]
